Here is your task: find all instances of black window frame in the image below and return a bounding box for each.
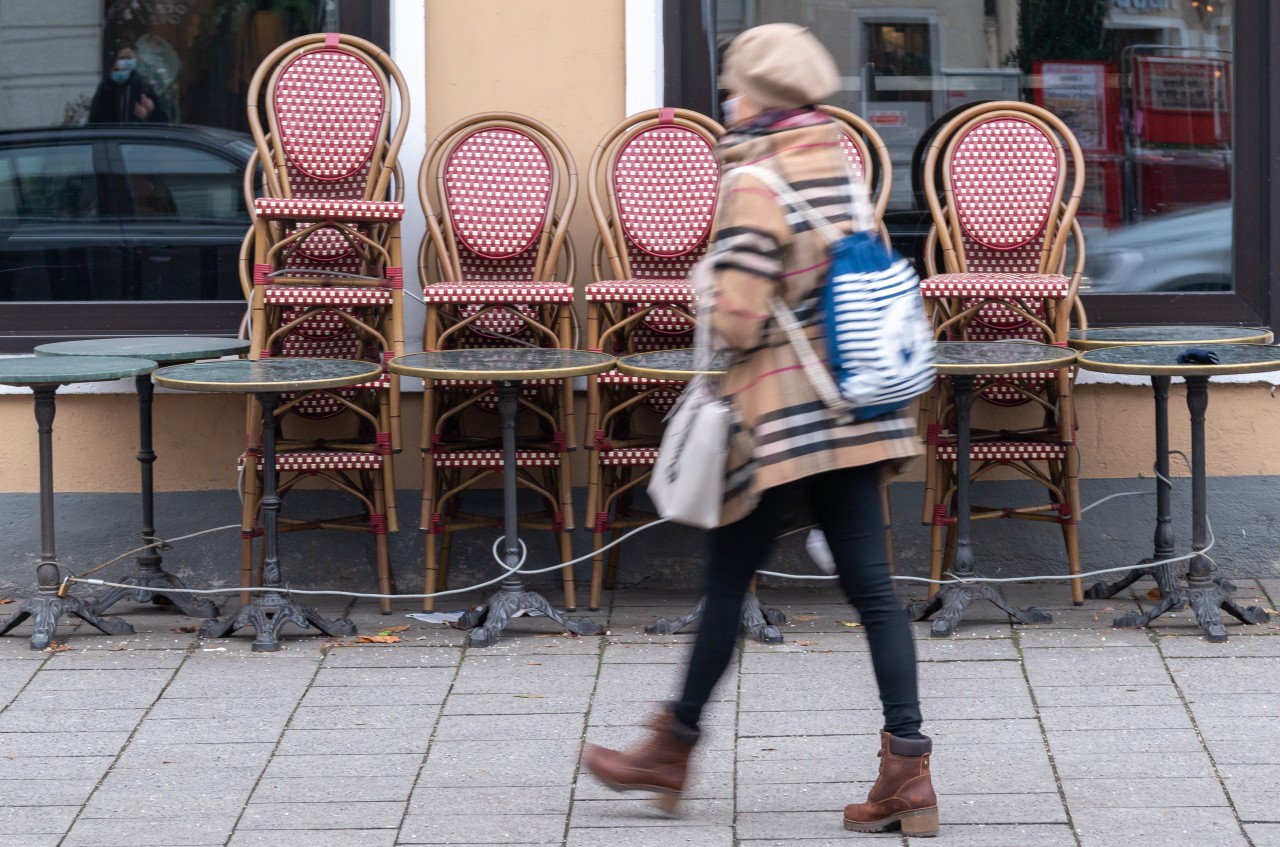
[668,0,1276,329]
[0,4,390,354]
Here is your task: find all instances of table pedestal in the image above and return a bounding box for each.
[91,374,218,619]
[458,380,601,647]
[1111,377,1268,641]
[198,393,355,651]
[645,594,787,644]
[906,376,1053,637]
[0,386,135,649]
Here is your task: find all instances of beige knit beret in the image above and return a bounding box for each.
[720,23,840,109]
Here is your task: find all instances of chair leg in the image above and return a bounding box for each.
[439,530,454,595]
[558,530,576,612]
[423,532,439,613]
[373,472,393,615]
[589,523,606,612]
[1063,521,1084,606]
[928,521,947,601]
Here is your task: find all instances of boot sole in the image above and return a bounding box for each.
[592,776,683,815]
[844,807,939,836]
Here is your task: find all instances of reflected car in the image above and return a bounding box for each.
[1083,203,1231,293]
[0,123,254,304]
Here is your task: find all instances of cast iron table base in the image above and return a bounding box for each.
[645,595,787,644]
[905,373,1053,637]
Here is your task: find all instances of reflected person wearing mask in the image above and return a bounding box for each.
[88,47,169,124]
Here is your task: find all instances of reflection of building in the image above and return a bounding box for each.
[0,4,102,127]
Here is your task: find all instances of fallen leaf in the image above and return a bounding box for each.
[838,620,862,628]
[1146,587,1163,600]
[378,625,411,636]
[791,614,823,621]
[356,635,400,644]
[170,625,198,634]
[1265,608,1279,615]
[792,639,819,646]
[0,597,14,605]
[527,661,542,666]
[514,694,546,699]
[44,642,71,653]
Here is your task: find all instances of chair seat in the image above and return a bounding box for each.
[921,273,1071,300]
[263,284,395,307]
[596,447,660,467]
[254,198,405,222]
[598,370,682,387]
[423,282,574,304]
[430,449,562,469]
[935,441,1068,462]
[586,280,695,304]
[239,450,387,472]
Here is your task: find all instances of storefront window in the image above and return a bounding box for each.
[712,0,1239,301]
[0,0,387,350]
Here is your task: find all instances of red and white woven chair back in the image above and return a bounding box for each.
[276,309,368,419]
[611,122,718,336]
[836,132,867,186]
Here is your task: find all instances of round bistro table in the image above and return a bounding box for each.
[1067,326,1273,601]
[153,358,382,651]
[907,341,1078,637]
[1076,344,1280,641]
[390,349,616,647]
[36,337,251,618]
[0,355,157,649]
[613,349,789,644]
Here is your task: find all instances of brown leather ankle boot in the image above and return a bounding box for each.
[581,710,700,813]
[843,732,938,836]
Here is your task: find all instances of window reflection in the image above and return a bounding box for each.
[716,0,1235,294]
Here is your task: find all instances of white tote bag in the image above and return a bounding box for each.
[647,256,731,530]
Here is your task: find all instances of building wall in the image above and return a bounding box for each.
[0,1,101,128]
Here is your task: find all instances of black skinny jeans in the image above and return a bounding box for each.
[672,464,924,739]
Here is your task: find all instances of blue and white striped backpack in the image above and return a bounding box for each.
[736,164,935,420]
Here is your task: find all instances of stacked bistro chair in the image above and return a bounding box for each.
[416,112,579,611]
[918,100,1088,604]
[582,107,724,612]
[239,33,410,614]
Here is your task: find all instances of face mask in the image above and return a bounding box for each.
[116,57,137,71]
[111,70,132,84]
[722,95,743,126]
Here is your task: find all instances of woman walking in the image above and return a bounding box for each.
[581,23,937,837]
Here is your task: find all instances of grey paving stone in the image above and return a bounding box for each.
[929,746,1060,795]
[273,728,430,756]
[249,776,415,804]
[309,667,447,687]
[937,792,1068,825]
[6,686,163,710]
[0,708,145,733]
[1246,824,1280,846]
[1017,628,1154,648]
[929,718,1046,747]
[905,823,1076,846]
[736,709,882,738]
[1030,683,1182,708]
[406,785,572,817]
[235,800,405,830]
[129,715,290,745]
[738,735,866,762]
[0,835,61,847]
[1042,727,1204,754]
[738,650,874,676]
[573,769,734,802]
[917,675,1032,699]
[1060,776,1227,808]
[299,682,451,707]
[1037,704,1192,732]
[431,712,585,741]
[61,814,238,846]
[416,739,582,787]
[261,753,423,779]
[286,704,440,731]
[585,698,735,729]
[1070,807,1249,847]
[0,755,113,781]
[601,642,691,664]
[1049,749,1217,780]
[1218,765,1280,822]
[79,788,251,819]
[397,813,566,844]
[142,699,296,722]
[0,730,130,757]
[319,645,461,668]
[1021,648,1173,688]
[737,756,891,787]
[736,781,871,813]
[43,648,187,669]
[1183,692,1280,717]
[916,660,1026,681]
[0,778,99,806]
[227,831,398,847]
[736,838,896,847]
[111,741,276,770]
[451,655,600,695]
[913,639,1021,661]
[919,693,1037,721]
[737,810,864,839]
[0,804,78,833]
[570,797,732,827]
[1167,657,1280,694]
[1192,715,1280,742]
[565,825,733,847]
[1201,739,1279,765]
[442,691,593,715]
[20,668,174,691]
[1159,634,1280,657]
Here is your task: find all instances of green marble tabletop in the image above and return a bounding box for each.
[1077,344,1280,377]
[934,342,1077,376]
[153,358,382,393]
[0,355,158,387]
[390,349,616,381]
[35,336,250,363]
[617,349,727,380]
[1068,326,1273,351]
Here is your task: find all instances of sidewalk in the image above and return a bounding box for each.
[1,580,1278,847]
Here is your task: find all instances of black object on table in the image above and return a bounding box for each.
[0,356,157,649]
[390,349,614,647]
[616,349,787,644]
[153,358,380,651]
[907,342,1078,637]
[1068,326,1273,601]
[36,337,251,618]
[1076,343,1280,641]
